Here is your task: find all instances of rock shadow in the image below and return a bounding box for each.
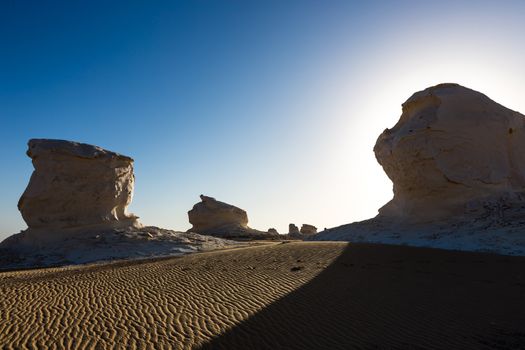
[197,244,525,350]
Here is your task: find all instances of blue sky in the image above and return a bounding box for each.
[2,1,525,239]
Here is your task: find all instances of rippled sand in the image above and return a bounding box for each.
[1,242,524,349]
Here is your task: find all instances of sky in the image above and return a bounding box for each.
[2,0,525,240]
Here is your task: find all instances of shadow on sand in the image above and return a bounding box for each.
[198,243,525,350]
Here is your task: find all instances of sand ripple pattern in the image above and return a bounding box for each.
[1,242,525,349]
[0,242,344,349]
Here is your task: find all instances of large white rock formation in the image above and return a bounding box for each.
[18,139,139,230]
[375,83,525,221]
[288,224,300,235]
[188,195,278,239]
[286,223,317,239]
[267,228,279,235]
[300,224,317,235]
[315,84,525,255]
[0,140,233,269]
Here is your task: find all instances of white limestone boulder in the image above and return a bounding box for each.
[300,224,317,235]
[0,140,234,269]
[188,195,277,239]
[268,228,279,235]
[315,84,525,256]
[18,139,139,230]
[374,83,525,222]
[288,223,300,234]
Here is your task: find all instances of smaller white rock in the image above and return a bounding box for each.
[188,195,277,239]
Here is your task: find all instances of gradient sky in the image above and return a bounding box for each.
[2,1,525,240]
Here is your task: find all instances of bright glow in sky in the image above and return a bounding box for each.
[2,1,525,240]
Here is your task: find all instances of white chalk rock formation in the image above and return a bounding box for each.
[300,224,317,235]
[288,224,300,234]
[287,223,305,239]
[189,195,248,232]
[18,139,139,230]
[315,84,525,256]
[268,228,279,235]
[0,140,234,269]
[375,83,525,222]
[188,195,277,239]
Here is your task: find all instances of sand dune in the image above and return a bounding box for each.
[1,242,524,349]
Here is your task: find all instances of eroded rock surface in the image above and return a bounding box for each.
[189,195,248,232]
[300,224,317,235]
[288,224,300,234]
[0,140,234,269]
[188,195,277,239]
[315,84,525,255]
[18,139,139,230]
[268,228,279,235]
[374,83,525,222]
[0,226,233,270]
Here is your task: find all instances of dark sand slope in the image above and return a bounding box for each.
[1,243,524,349]
[201,244,525,350]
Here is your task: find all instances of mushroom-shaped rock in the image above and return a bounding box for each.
[300,224,317,235]
[288,224,300,234]
[0,140,233,269]
[374,83,525,222]
[18,139,139,229]
[314,84,525,256]
[188,195,276,239]
[268,228,279,235]
[189,195,249,232]
[287,223,302,239]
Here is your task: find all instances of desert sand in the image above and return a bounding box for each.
[1,242,524,349]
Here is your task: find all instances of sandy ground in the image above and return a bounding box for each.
[1,242,524,349]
